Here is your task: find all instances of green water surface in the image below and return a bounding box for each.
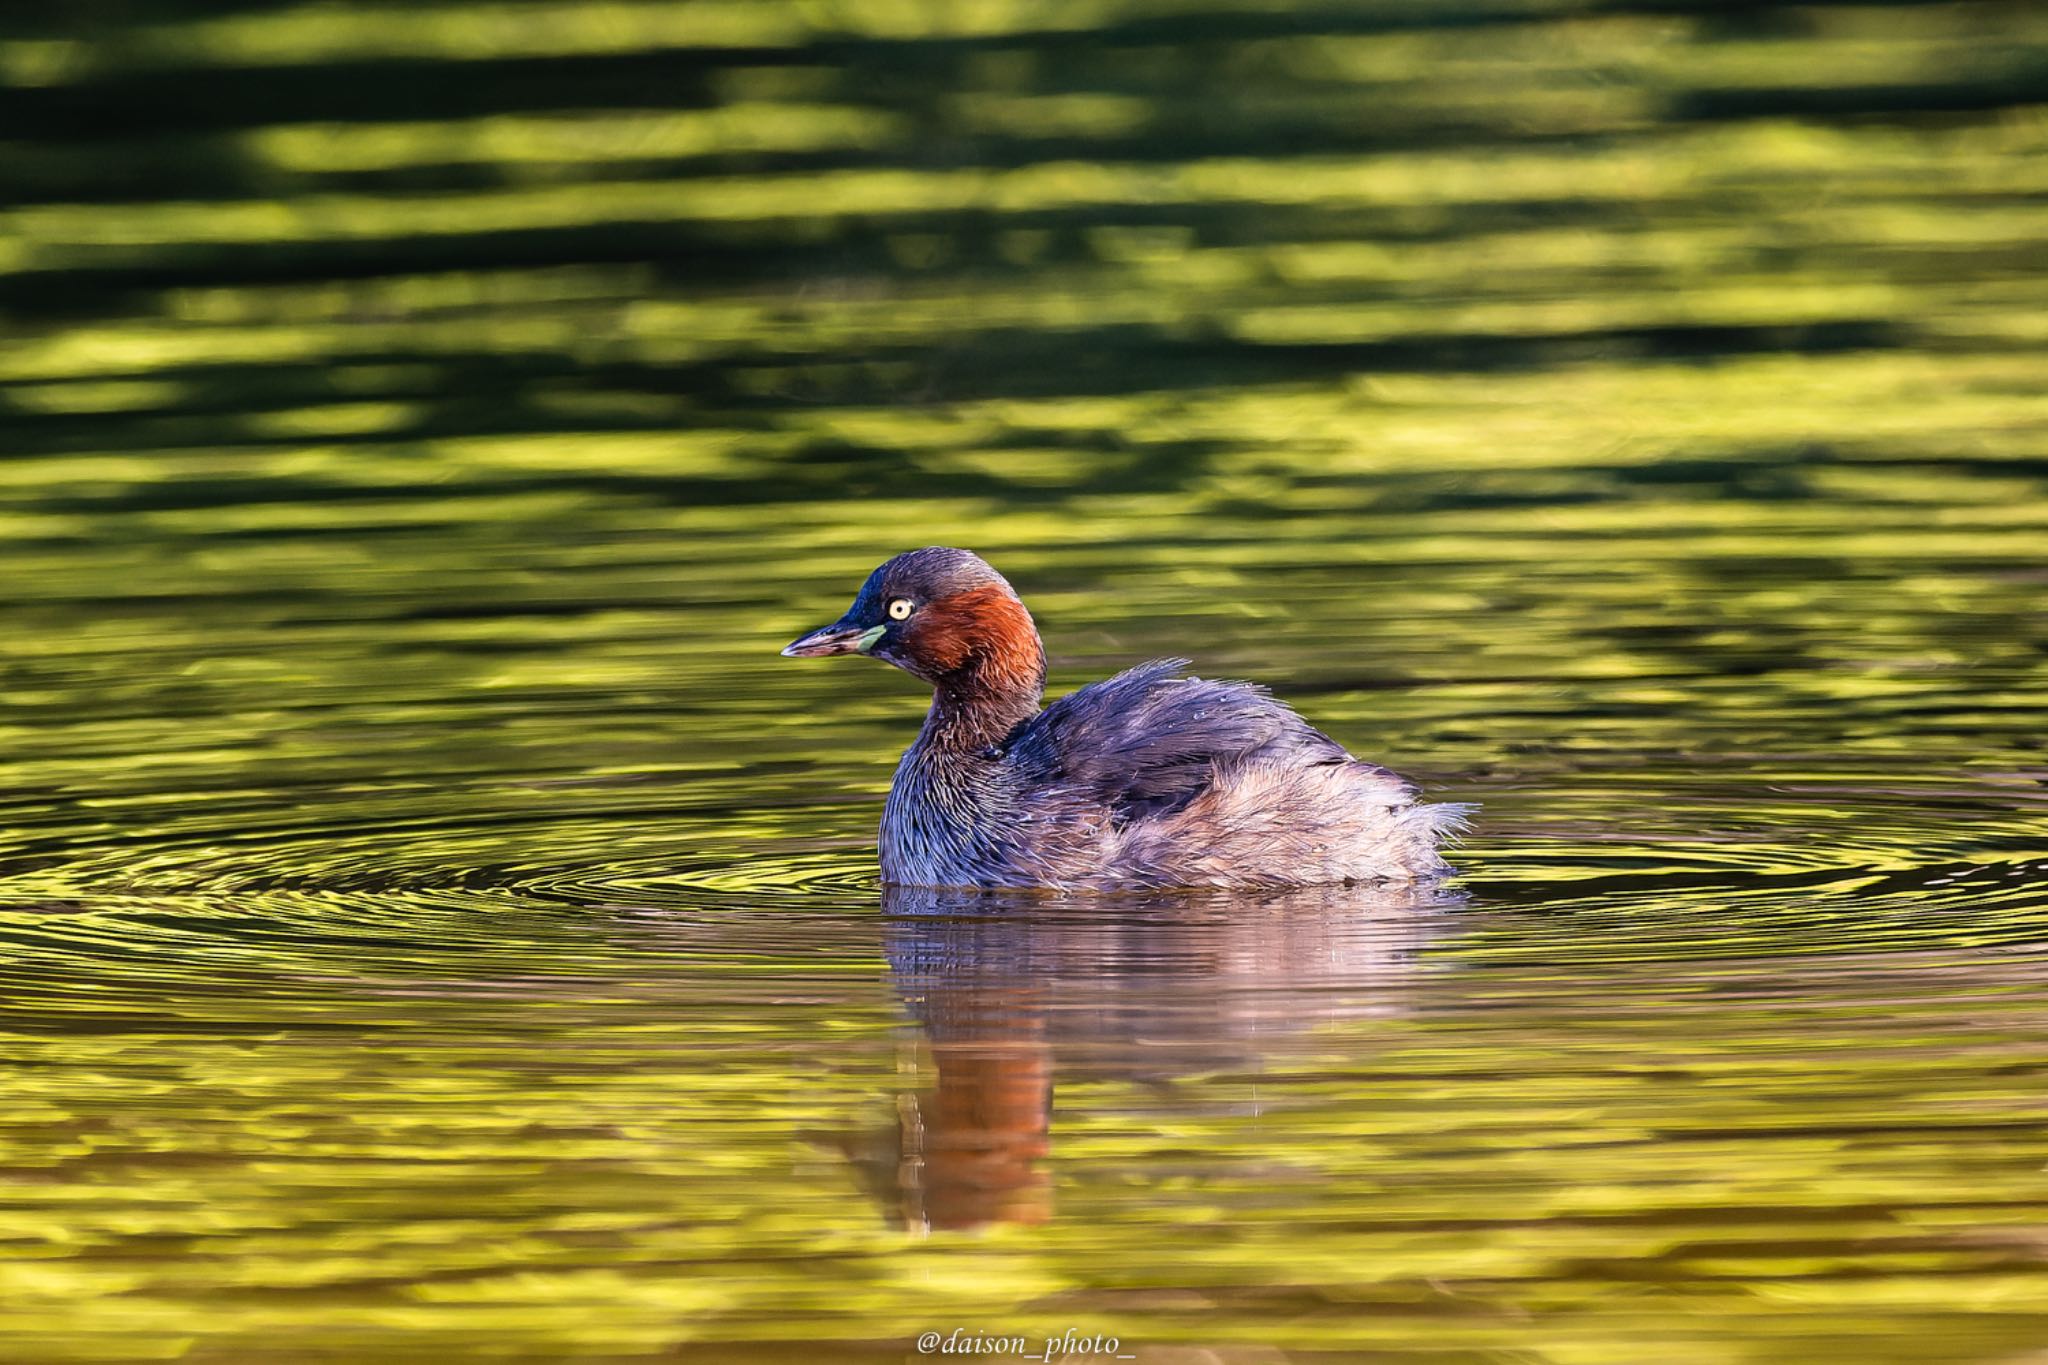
[3,1,2048,1360]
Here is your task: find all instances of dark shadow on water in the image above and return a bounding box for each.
[824,881,1462,1233]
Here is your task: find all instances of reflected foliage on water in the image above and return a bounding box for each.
[3,0,2048,1360]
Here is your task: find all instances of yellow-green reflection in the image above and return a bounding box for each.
[2,0,2047,1361]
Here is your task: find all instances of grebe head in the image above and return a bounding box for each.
[781,547,1045,698]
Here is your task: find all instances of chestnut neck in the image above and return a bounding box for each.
[913,590,1047,754]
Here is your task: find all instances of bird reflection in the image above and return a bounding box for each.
[835,883,1459,1232]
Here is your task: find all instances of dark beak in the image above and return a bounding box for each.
[780,619,881,658]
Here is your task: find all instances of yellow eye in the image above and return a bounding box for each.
[887,597,914,620]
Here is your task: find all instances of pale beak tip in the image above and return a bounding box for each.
[780,627,843,658]
[781,621,877,658]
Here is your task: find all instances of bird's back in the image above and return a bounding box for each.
[982,661,1465,889]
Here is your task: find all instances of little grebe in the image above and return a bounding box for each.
[782,547,1467,889]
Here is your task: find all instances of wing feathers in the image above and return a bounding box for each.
[1007,659,1358,823]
